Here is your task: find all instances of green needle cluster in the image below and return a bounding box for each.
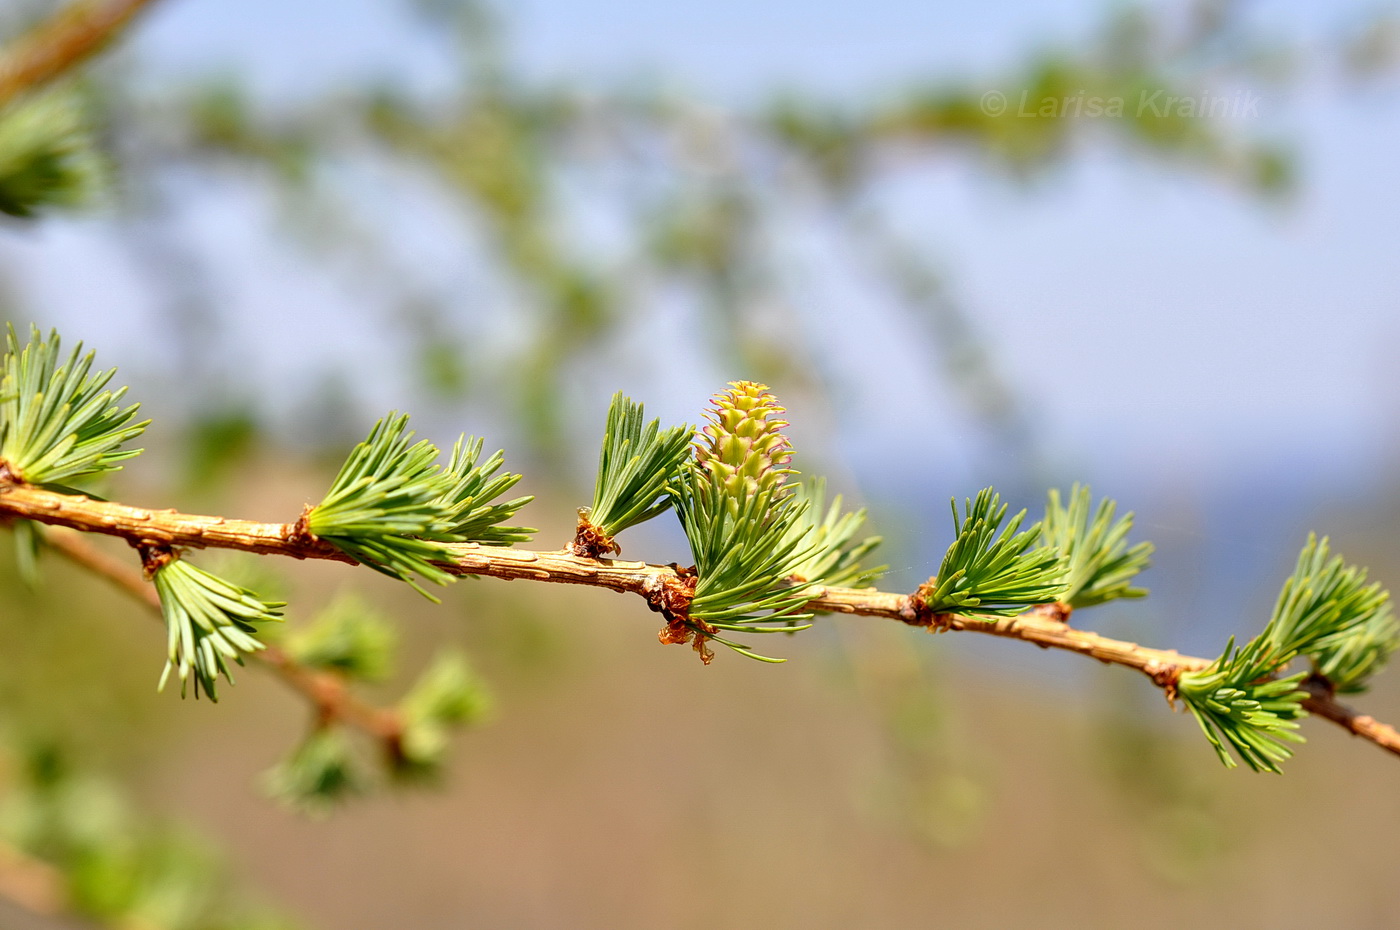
[393,651,494,781]
[1176,658,1307,774]
[0,325,147,488]
[783,476,884,589]
[0,91,104,219]
[307,415,532,597]
[262,728,362,816]
[1041,485,1153,608]
[152,557,285,701]
[285,593,397,682]
[432,435,535,545]
[1180,535,1395,771]
[920,488,1065,619]
[579,392,693,555]
[263,629,492,811]
[1309,602,1398,695]
[670,382,817,662]
[307,412,458,595]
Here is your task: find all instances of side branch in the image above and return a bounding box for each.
[39,525,403,744]
[0,0,161,106]
[2,481,1397,759]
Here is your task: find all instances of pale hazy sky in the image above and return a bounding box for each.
[9,0,1400,498]
[126,0,1400,482]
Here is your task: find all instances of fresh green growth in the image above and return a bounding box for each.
[393,651,493,781]
[1259,536,1389,661]
[670,381,817,662]
[920,488,1066,618]
[1176,652,1307,774]
[784,476,884,589]
[1041,484,1153,608]
[694,380,795,502]
[675,472,817,658]
[308,413,457,597]
[1308,603,1399,695]
[1179,535,1392,771]
[0,324,147,487]
[579,392,693,552]
[153,558,285,701]
[0,91,104,218]
[262,728,364,816]
[431,434,535,545]
[285,594,397,682]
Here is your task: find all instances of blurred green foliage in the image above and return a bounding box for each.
[0,742,300,930]
[94,0,1303,479]
[0,90,104,218]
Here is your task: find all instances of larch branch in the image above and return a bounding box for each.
[2,480,1397,759]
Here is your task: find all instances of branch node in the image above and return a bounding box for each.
[1147,662,1182,705]
[907,582,955,632]
[1303,670,1337,701]
[906,583,934,627]
[287,505,316,545]
[570,508,619,559]
[652,570,712,662]
[135,543,174,579]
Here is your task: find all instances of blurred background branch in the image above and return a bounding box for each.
[0,0,161,105]
[40,526,407,745]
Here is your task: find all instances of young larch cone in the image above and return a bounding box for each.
[695,381,793,501]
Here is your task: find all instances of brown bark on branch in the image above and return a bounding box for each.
[0,0,162,106]
[2,480,1397,759]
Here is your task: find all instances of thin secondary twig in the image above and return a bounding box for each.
[2,480,1397,759]
[0,0,162,107]
[40,525,404,744]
